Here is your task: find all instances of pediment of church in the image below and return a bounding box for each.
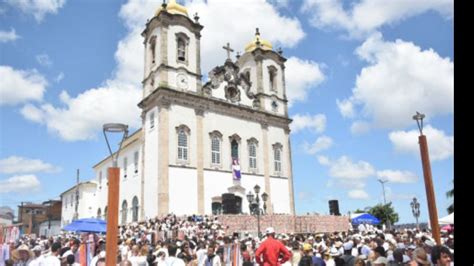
[203,60,258,108]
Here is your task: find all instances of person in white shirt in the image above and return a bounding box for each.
[39,242,61,266]
[28,246,43,266]
[166,244,186,266]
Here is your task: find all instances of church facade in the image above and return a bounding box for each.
[91,0,295,225]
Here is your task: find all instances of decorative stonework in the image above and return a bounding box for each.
[202,60,254,103]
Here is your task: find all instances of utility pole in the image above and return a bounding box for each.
[378,179,391,230]
[74,169,79,220]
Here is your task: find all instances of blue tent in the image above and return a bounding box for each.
[351,213,380,225]
[63,218,107,233]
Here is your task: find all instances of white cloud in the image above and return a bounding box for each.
[336,98,355,118]
[291,113,326,134]
[385,187,416,201]
[0,65,47,106]
[348,189,369,200]
[350,121,370,135]
[389,125,453,161]
[21,104,45,123]
[302,0,453,38]
[377,170,418,183]
[0,28,20,43]
[342,33,453,129]
[36,54,52,67]
[303,135,333,154]
[317,155,330,166]
[327,156,376,179]
[185,0,305,73]
[285,57,325,107]
[0,175,41,193]
[5,0,66,22]
[0,156,60,174]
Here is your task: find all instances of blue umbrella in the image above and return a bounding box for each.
[351,213,380,225]
[63,218,107,233]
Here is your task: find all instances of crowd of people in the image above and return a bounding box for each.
[0,214,454,266]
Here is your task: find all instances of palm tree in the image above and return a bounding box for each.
[446,180,454,214]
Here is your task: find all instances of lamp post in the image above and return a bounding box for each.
[103,123,128,266]
[246,184,268,238]
[411,197,420,230]
[413,112,441,245]
[377,179,391,230]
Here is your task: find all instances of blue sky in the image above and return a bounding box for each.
[0,0,453,224]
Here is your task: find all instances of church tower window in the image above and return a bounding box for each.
[134,151,139,173]
[121,200,128,225]
[268,66,278,92]
[176,33,189,65]
[149,36,157,64]
[132,196,139,222]
[150,112,155,129]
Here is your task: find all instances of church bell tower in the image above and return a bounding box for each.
[141,0,204,99]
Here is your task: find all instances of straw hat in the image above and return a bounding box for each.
[12,244,34,260]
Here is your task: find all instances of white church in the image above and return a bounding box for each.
[61,0,296,226]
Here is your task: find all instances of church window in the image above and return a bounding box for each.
[132,196,139,222]
[268,66,278,92]
[231,140,239,160]
[104,206,108,221]
[272,101,278,112]
[249,142,257,170]
[175,33,189,65]
[121,200,128,225]
[97,208,101,219]
[149,36,157,64]
[212,136,221,165]
[273,143,283,174]
[150,112,155,129]
[123,157,128,178]
[176,125,190,163]
[177,38,186,62]
[134,151,139,173]
[244,69,251,82]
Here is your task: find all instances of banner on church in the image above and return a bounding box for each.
[232,158,241,181]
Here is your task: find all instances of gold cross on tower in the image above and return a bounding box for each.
[222,42,234,60]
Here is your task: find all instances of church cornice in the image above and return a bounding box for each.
[138,86,292,130]
[238,48,287,67]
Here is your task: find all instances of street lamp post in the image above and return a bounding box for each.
[246,184,268,238]
[411,197,420,230]
[413,112,441,245]
[377,179,391,230]
[103,123,128,266]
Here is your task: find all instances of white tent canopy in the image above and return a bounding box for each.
[439,212,454,224]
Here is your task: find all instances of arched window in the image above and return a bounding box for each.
[104,206,108,221]
[244,69,251,83]
[123,157,128,178]
[178,130,188,160]
[209,131,223,166]
[247,138,258,171]
[175,33,189,64]
[177,38,186,62]
[268,66,278,92]
[176,125,190,163]
[121,200,128,225]
[273,143,283,174]
[132,196,139,222]
[149,36,157,64]
[231,140,239,160]
[97,208,101,219]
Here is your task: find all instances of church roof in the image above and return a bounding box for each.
[245,28,273,53]
[155,0,188,17]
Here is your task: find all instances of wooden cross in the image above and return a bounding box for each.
[222,42,234,60]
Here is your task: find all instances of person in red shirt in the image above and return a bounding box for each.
[255,227,291,266]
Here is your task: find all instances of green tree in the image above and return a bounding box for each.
[353,207,371,214]
[446,180,454,214]
[368,203,399,226]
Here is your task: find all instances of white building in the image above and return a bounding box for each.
[38,220,61,237]
[68,0,296,225]
[60,181,98,227]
